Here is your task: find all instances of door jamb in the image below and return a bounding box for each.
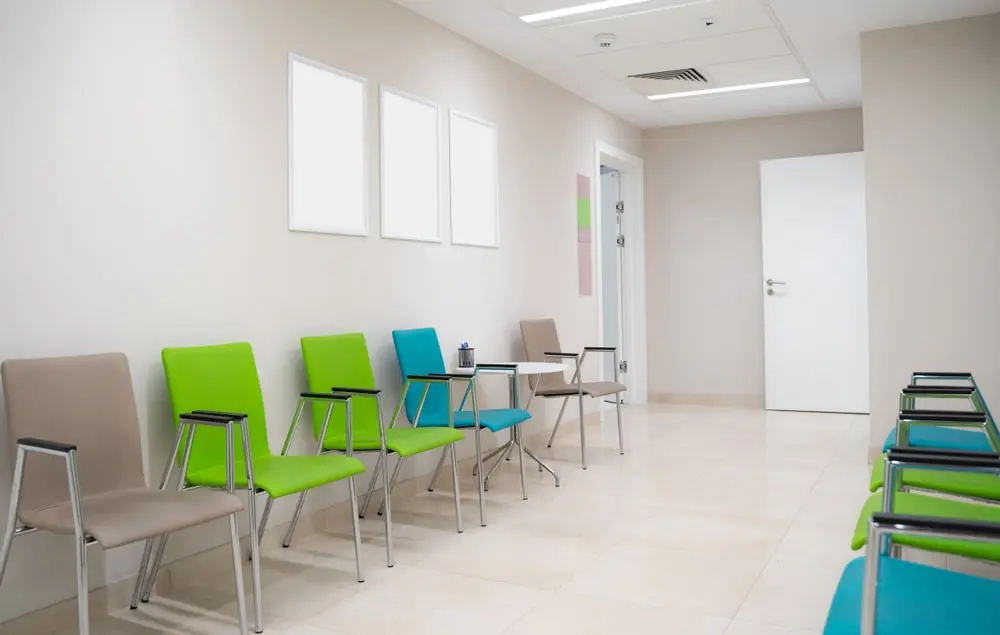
[594,140,647,404]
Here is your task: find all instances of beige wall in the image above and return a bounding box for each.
[862,14,1000,454]
[643,110,864,403]
[0,0,640,620]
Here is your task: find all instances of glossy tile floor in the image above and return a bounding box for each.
[1,404,877,635]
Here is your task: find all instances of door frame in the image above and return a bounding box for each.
[594,140,647,404]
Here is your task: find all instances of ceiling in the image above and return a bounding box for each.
[395,0,1000,128]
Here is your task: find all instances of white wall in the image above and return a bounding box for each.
[642,110,864,403]
[0,0,640,620]
[862,14,1000,455]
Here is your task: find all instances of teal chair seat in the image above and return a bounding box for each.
[824,557,1000,634]
[882,426,992,453]
[414,409,530,432]
[185,454,365,499]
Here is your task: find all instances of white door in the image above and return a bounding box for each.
[761,152,870,413]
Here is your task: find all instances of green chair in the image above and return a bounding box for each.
[851,446,1000,564]
[154,342,367,633]
[297,333,465,539]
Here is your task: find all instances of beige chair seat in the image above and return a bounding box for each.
[20,487,243,549]
[538,381,627,398]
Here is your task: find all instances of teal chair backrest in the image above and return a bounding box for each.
[161,342,273,474]
[392,328,449,425]
[300,333,381,443]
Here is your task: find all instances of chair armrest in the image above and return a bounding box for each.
[898,409,986,423]
[583,346,616,353]
[871,512,1000,542]
[331,386,381,396]
[18,437,76,454]
[902,385,975,396]
[299,392,352,402]
[476,363,518,370]
[191,409,248,420]
[181,412,240,426]
[544,352,580,359]
[912,371,974,380]
[885,447,1000,470]
[887,447,1000,460]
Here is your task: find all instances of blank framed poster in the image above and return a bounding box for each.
[380,87,441,242]
[288,55,367,235]
[449,111,499,248]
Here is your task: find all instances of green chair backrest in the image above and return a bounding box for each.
[161,342,273,474]
[300,333,381,444]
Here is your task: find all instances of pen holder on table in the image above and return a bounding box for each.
[458,348,475,368]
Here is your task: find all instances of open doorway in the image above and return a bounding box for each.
[594,141,647,404]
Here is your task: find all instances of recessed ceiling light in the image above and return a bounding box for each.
[647,78,811,101]
[520,0,653,24]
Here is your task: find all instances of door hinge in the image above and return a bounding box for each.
[616,235,625,248]
[616,201,624,213]
[619,360,628,374]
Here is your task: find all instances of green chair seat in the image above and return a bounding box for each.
[322,427,464,457]
[185,454,365,499]
[852,492,1000,561]
[870,455,1000,500]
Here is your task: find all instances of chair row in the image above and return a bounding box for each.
[822,371,1000,634]
[0,320,627,635]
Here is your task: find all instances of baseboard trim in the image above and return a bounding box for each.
[650,392,764,409]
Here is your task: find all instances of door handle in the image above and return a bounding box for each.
[766,279,786,287]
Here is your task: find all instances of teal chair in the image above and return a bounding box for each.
[392,327,531,527]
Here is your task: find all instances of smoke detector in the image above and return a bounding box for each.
[595,33,617,49]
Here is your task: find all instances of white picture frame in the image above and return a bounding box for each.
[379,86,442,243]
[449,110,499,248]
[287,54,368,236]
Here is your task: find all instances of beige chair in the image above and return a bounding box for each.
[0,354,249,635]
[519,319,626,469]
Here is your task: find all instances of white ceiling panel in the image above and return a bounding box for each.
[621,53,803,94]
[585,27,790,78]
[537,0,772,55]
[650,82,822,126]
[490,0,714,23]
[705,53,804,85]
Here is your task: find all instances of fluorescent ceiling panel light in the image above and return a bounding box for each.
[521,0,652,23]
[648,78,811,101]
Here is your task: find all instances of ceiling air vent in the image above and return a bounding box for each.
[628,68,707,83]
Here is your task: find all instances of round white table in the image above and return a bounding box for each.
[450,361,568,488]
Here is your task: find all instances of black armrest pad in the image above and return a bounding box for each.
[902,385,975,396]
[872,512,1000,540]
[886,448,1000,469]
[898,410,986,423]
[544,352,580,358]
[912,372,974,379]
[18,437,76,453]
[475,363,518,370]
[409,374,456,381]
[180,412,234,426]
[330,386,381,395]
[584,346,616,352]
[887,447,999,460]
[299,392,350,401]
[192,410,248,420]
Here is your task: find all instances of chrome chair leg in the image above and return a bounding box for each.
[377,457,404,517]
[546,397,570,448]
[474,429,486,527]
[578,393,587,470]
[380,448,394,568]
[257,496,273,546]
[67,451,90,635]
[516,425,527,501]
[427,449,448,492]
[615,396,624,455]
[449,444,463,533]
[360,453,385,518]
[347,476,364,583]
[227,514,249,635]
[129,539,155,609]
[483,442,513,491]
[282,490,309,548]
